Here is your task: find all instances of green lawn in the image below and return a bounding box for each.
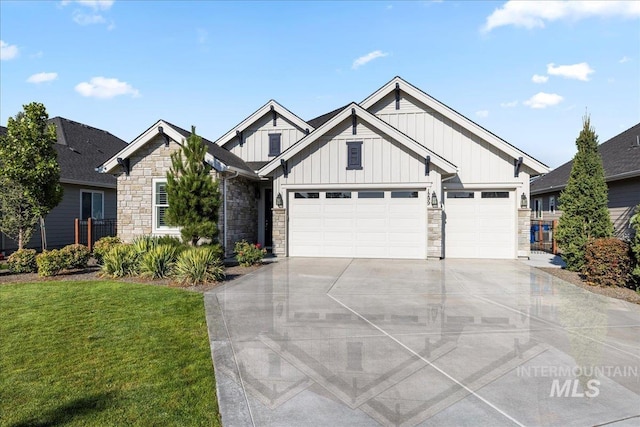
[0,281,221,426]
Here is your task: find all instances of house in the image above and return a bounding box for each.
[0,118,127,254]
[530,123,640,238]
[100,77,548,259]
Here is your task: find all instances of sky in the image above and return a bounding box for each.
[1,1,639,169]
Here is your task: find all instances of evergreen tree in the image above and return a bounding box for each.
[0,103,63,249]
[630,205,640,283]
[556,116,613,271]
[165,127,221,246]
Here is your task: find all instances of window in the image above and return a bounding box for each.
[80,190,104,220]
[549,196,556,213]
[294,192,319,199]
[391,191,418,198]
[152,179,179,233]
[358,191,384,199]
[446,191,474,199]
[346,141,362,170]
[534,198,543,219]
[326,192,352,199]
[269,133,281,157]
[481,191,509,198]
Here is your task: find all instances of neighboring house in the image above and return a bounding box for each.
[530,123,640,238]
[0,118,127,254]
[100,77,548,259]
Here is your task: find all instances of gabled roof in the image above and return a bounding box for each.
[213,99,312,148]
[259,103,457,176]
[531,122,640,195]
[307,104,348,129]
[2,118,127,189]
[361,76,549,175]
[98,120,257,179]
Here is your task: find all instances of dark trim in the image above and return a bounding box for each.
[425,155,430,176]
[280,158,288,178]
[351,108,357,135]
[268,133,281,157]
[346,141,363,170]
[514,156,523,177]
[395,82,400,110]
[116,157,130,176]
[236,130,244,147]
[270,105,277,126]
[305,128,310,135]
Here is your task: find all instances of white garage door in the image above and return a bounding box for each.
[289,190,426,259]
[444,190,516,259]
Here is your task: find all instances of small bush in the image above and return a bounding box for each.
[139,244,179,279]
[36,250,67,277]
[93,236,122,264]
[174,247,224,286]
[234,240,266,267]
[7,249,37,274]
[60,244,91,269]
[132,235,158,255]
[584,238,633,287]
[155,235,184,248]
[630,205,640,284]
[101,244,139,277]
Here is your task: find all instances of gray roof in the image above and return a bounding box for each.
[2,118,127,187]
[531,123,640,195]
[246,161,269,171]
[162,120,256,176]
[307,105,348,129]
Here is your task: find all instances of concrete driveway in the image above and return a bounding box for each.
[204,259,640,427]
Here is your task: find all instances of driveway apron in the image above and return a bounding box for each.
[204,258,640,427]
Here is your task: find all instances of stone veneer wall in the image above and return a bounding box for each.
[222,176,258,256]
[427,207,443,259]
[272,208,286,256]
[517,208,531,258]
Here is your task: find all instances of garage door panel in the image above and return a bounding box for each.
[289,190,426,259]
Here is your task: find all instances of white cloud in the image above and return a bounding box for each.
[1,40,19,60]
[500,100,518,108]
[352,50,389,69]
[619,56,631,63]
[532,74,548,83]
[73,10,106,25]
[523,92,564,109]
[63,0,114,26]
[75,77,140,99]
[475,110,489,118]
[482,1,640,32]
[27,72,58,84]
[61,0,114,10]
[547,62,594,81]
[30,51,44,59]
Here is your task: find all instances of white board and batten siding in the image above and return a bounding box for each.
[368,92,531,188]
[224,114,307,163]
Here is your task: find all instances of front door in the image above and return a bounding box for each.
[265,188,273,248]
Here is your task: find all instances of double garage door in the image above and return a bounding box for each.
[444,190,516,259]
[289,190,426,259]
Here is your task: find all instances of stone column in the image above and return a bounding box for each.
[272,208,286,256]
[517,208,531,259]
[427,207,443,259]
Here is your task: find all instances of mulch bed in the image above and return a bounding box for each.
[0,263,264,293]
[539,267,640,305]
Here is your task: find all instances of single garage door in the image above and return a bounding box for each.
[289,190,426,259]
[444,190,516,259]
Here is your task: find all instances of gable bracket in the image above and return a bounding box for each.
[271,105,277,126]
[158,126,172,147]
[280,158,288,178]
[395,82,400,110]
[305,128,310,135]
[116,157,130,176]
[351,108,357,135]
[236,130,244,147]
[514,156,523,177]
[425,155,430,176]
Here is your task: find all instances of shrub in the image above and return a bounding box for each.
[93,236,122,264]
[7,249,37,273]
[132,235,158,254]
[60,244,91,269]
[101,244,139,277]
[174,247,224,286]
[630,205,640,284]
[36,249,67,277]
[139,244,179,279]
[155,235,184,248]
[234,240,266,267]
[583,238,633,287]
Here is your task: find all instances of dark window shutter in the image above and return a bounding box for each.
[269,134,281,156]
[346,141,362,170]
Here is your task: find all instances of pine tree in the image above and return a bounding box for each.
[556,116,613,271]
[165,127,221,246]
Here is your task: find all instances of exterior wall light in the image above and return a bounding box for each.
[521,193,528,209]
[431,191,438,208]
[276,193,283,208]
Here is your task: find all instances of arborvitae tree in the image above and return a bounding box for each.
[556,116,613,271]
[0,103,63,249]
[630,205,640,283]
[165,127,221,246]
